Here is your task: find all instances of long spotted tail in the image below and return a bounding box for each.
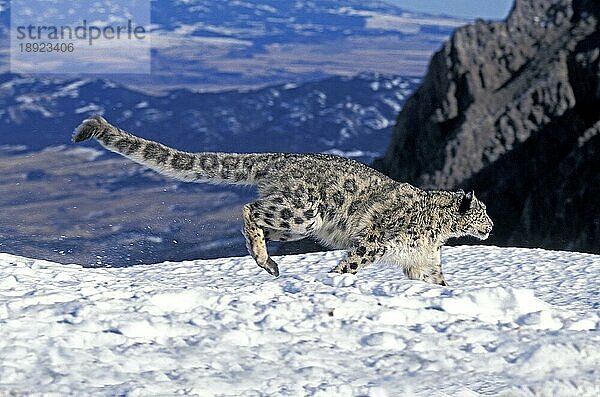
[73,115,273,185]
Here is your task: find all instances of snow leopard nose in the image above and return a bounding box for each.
[478,222,493,237]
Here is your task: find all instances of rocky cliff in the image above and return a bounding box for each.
[375,0,600,253]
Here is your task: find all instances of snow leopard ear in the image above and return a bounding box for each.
[459,191,474,214]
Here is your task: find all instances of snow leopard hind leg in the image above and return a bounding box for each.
[262,228,305,243]
[242,204,280,277]
[243,196,318,276]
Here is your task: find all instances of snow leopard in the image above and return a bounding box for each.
[73,115,493,285]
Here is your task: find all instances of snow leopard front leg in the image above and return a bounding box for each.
[403,247,448,286]
[330,232,384,274]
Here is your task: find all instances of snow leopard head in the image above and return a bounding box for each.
[455,191,493,240]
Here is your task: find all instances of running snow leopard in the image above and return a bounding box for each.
[73,115,493,285]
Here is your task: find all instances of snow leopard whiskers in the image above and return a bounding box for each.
[73,115,493,285]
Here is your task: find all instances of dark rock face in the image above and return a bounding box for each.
[375,0,600,253]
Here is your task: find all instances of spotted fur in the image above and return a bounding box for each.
[73,115,493,284]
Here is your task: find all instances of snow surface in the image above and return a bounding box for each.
[0,246,599,396]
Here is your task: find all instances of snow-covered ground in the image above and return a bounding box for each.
[1,246,599,396]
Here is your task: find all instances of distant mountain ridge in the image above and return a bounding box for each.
[376,0,600,253]
[0,0,464,91]
[0,72,418,164]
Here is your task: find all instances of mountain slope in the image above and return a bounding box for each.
[375,0,600,253]
[1,246,599,396]
[0,72,418,163]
